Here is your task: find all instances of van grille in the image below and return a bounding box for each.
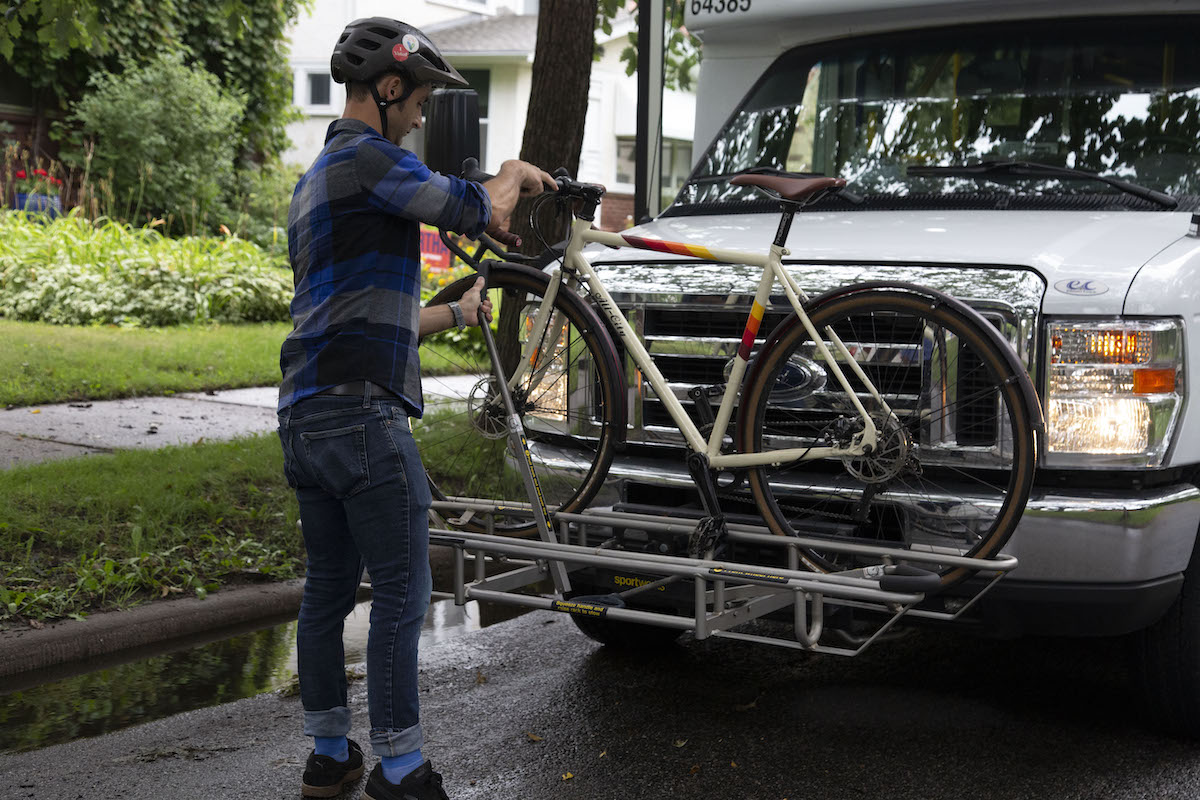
[627,298,1015,462]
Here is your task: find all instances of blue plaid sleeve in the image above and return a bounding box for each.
[356,139,491,238]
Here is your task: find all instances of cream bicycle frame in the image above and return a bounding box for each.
[506,215,893,470]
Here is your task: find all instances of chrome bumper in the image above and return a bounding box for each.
[531,443,1200,584]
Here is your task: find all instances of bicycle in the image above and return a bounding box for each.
[419,165,1041,590]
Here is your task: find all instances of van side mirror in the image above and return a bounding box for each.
[423,89,481,177]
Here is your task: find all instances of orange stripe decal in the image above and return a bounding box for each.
[738,302,765,360]
[621,234,716,260]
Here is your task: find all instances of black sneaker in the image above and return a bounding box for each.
[301,739,365,797]
[362,761,450,800]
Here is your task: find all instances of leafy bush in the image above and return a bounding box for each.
[0,211,292,326]
[64,53,245,232]
[219,160,303,256]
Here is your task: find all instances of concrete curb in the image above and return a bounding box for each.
[0,579,309,682]
[0,546,466,684]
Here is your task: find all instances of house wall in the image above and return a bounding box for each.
[282,0,695,231]
[283,0,531,166]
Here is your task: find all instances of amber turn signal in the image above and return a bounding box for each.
[1133,368,1176,394]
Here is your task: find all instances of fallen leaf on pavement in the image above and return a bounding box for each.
[689,764,701,775]
[475,669,487,685]
[29,409,40,414]
[673,739,688,748]
[525,732,543,742]
[562,772,574,781]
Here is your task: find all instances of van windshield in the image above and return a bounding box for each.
[677,17,1200,210]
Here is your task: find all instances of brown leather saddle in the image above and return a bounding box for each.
[730,173,846,203]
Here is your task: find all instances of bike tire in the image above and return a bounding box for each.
[419,263,624,536]
[737,284,1038,589]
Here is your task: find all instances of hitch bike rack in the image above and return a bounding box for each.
[429,497,1018,657]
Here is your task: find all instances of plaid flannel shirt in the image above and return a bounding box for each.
[278,119,491,415]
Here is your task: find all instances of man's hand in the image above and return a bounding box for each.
[458,277,493,326]
[482,160,557,248]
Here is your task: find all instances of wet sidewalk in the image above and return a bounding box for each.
[0,376,480,469]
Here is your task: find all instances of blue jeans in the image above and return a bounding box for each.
[277,394,432,757]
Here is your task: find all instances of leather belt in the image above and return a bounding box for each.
[314,380,402,401]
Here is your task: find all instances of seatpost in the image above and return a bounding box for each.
[773,200,802,248]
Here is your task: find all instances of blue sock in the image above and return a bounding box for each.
[314,736,349,763]
[381,749,424,785]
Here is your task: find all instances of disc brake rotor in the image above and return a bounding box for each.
[842,414,911,484]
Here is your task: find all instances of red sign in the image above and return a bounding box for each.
[420,225,451,271]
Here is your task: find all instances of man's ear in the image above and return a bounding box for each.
[380,74,406,101]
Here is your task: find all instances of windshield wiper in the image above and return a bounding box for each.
[907,160,1178,209]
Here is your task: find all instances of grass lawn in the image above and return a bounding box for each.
[0,319,480,408]
[0,320,289,408]
[0,434,300,625]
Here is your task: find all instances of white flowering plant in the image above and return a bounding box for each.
[0,211,292,326]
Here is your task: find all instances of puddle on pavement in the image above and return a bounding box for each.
[0,598,526,754]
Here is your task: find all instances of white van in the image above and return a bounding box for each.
[576,0,1200,733]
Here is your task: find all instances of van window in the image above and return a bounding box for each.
[678,17,1200,209]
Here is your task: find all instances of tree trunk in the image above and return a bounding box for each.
[511,0,598,258]
[495,0,598,370]
[30,87,46,162]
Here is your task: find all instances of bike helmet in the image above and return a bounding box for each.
[332,17,470,138]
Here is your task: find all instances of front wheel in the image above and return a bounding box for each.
[738,284,1038,589]
[418,264,624,536]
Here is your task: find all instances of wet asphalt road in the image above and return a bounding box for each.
[3,610,1200,799]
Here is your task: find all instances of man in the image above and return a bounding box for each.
[277,17,555,800]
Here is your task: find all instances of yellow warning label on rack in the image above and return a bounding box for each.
[551,600,609,617]
[708,567,788,584]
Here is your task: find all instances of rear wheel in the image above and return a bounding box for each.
[739,285,1037,588]
[419,264,623,536]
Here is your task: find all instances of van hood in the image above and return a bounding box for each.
[588,210,1191,315]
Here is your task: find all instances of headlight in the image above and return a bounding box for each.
[1045,318,1184,468]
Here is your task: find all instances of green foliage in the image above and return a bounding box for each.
[218,159,303,256]
[63,53,245,230]
[0,434,301,624]
[0,0,102,64]
[597,0,702,91]
[1,0,308,162]
[0,211,292,326]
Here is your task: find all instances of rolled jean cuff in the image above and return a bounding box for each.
[303,706,352,738]
[370,723,424,757]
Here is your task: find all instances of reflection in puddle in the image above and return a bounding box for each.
[0,598,524,754]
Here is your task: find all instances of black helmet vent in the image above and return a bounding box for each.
[356,38,381,51]
[368,26,399,38]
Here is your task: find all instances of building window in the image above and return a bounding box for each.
[615,137,636,185]
[307,73,331,107]
[308,73,331,106]
[296,68,337,112]
[615,137,693,193]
